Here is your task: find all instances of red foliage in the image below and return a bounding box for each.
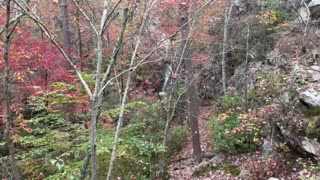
[0,26,76,115]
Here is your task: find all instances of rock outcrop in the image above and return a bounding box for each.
[299,89,320,107]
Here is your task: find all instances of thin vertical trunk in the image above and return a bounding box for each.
[244,24,250,113]
[80,151,91,180]
[106,1,155,179]
[76,0,84,71]
[221,1,233,94]
[90,0,129,178]
[3,0,21,178]
[162,39,174,147]
[44,69,49,107]
[89,3,104,178]
[89,24,105,178]
[89,97,99,180]
[106,54,133,180]
[161,89,173,178]
[60,0,71,49]
[179,2,201,162]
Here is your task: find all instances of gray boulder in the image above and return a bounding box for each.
[302,138,320,157]
[299,89,320,107]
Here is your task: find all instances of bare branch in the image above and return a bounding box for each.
[98,4,129,96]
[100,0,213,93]
[100,0,123,34]
[0,13,23,35]
[71,0,99,36]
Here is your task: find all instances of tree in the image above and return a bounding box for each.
[159,0,214,168]
[2,0,21,178]
[179,1,202,162]
[7,0,216,178]
[11,0,176,178]
[106,1,159,178]
[60,0,71,50]
[221,0,233,94]
[12,0,128,178]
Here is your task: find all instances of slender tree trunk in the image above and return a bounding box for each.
[89,23,106,178]
[161,38,174,146]
[106,57,133,180]
[221,1,233,94]
[80,151,91,180]
[60,0,71,49]
[161,90,174,178]
[179,2,202,162]
[76,0,84,71]
[89,98,99,180]
[90,1,130,178]
[107,1,155,179]
[3,1,21,178]
[244,24,250,113]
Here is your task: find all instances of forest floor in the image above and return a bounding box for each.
[167,104,305,180]
[167,104,264,180]
[167,105,245,179]
[167,105,233,179]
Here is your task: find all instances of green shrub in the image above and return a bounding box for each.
[15,113,89,178]
[97,100,167,179]
[220,95,242,111]
[167,126,190,154]
[208,112,262,154]
[12,99,182,179]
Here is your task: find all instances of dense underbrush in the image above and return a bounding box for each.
[0,100,189,179]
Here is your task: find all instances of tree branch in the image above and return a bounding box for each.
[71,0,99,36]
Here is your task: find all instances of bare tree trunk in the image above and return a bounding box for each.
[3,1,21,178]
[244,24,250,113]
[221,1,233,94]
[60,0,71,49]
[179,2,201,162]
[106,1,155,179]
[89,97,99,180]
[76,0,84,71]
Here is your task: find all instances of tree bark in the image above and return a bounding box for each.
[60,0,71,50]
[179,2,202,162]
[75,0,84,71]
[89,98,99,180]
[221,1,233,94]
[3,0,21,178]
[244,24,250,113]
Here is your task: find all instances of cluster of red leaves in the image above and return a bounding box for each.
[257,103,283,122]
[0,25,80,117]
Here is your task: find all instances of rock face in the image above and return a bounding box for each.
[309,0,320,7]
[292,64,320,82]
[228,63,256,92]
[302,138,320,157]
[279,125,320,160]
[299,89,320,107]
[297,0,320,21]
